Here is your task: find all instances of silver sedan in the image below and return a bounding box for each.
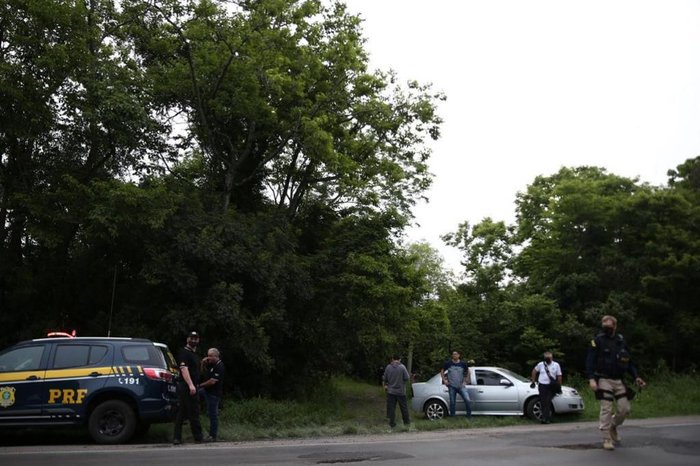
[411,366,584,421]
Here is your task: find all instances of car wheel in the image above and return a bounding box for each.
[88,400,137,444]
[424,399,447,420]
[525,397,544,421]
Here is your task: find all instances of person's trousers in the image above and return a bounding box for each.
[386,393,410,427]
[448,385,472,417]
[538,383,554,421]
[173,383,203,442]
[597,378,630,440]
[204,392,221,439]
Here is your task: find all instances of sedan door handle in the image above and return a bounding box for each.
[89,371,101,377]
[25,375,39,380]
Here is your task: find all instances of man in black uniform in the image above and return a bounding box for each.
[585,315,646,451]
[199,347,225,442]
[173,331,204,445]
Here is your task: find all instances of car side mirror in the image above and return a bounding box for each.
[499,379,513,386]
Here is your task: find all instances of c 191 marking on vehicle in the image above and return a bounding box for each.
[48,388,88,404]
[0,386,16,408]
[118,377,140,385]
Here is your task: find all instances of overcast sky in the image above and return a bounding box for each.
[341,0,700,274]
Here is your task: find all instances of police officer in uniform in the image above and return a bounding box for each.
[173,331,204,445]
[585,315,646,450]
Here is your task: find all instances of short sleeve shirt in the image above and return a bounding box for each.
[534,361,562,385]
[204,360,225,397]
[443,360,469,388]
[177,346,200,384]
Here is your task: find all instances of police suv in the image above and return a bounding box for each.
[0,336,178,444]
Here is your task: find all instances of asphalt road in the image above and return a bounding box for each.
[1,416,699,465]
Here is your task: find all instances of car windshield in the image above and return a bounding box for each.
[499,368,530,383]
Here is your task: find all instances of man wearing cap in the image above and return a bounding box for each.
[173,331,204,445]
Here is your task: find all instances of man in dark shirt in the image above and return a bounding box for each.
[585,315,646,450]
[173,331,204,445]
[199,347,225,442]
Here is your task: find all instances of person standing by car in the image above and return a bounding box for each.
[586,315,646,451]
[530,351,562,424]
[173,331,204,445]
[199,347,225,442]
[440,350,472,418]
[382,355,411,429]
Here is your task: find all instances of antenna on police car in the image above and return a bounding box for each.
[108,263,118,337]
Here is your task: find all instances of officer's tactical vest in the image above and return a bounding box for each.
[594,333,631,378]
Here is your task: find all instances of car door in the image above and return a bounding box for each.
[471,369,520,413]
[43,342,112,420]
[0,344,48,423]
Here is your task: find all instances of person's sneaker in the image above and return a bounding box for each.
[603,439,615,450]
[610,425,620,443]
[203,436,217,442]
[172,439,182,446]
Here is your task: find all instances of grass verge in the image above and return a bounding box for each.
[2,373,697,445]
[148,373,700,443]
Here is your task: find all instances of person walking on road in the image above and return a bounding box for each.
[530,351,562,424]
[383,355,411,429]
[586,315,646,451]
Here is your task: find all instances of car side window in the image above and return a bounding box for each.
[122,345,160,365]
[88,346,109,365]
[52,344,109,369]
[0,346,45,372]
[475,370,503,386]
[53,344,90,369]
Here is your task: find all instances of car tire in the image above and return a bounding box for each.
[424,399,448,420]
[525,397,544,421]
[88,400,137,444]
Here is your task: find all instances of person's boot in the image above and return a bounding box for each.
[610,424,620,443]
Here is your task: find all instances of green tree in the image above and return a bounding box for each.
[124,0,443,215]
[0,0,169,341]
[513,164,700,372]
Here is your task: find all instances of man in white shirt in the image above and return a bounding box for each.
[530,351,562,424]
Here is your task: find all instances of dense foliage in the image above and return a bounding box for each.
[0,0,445,395]
[1,1,697,398]
[439,161,700,377]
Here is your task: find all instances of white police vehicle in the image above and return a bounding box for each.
[0,335,178,444]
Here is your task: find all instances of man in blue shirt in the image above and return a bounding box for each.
[441,350,472,418]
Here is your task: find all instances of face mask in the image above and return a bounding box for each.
[602,326,614,336]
